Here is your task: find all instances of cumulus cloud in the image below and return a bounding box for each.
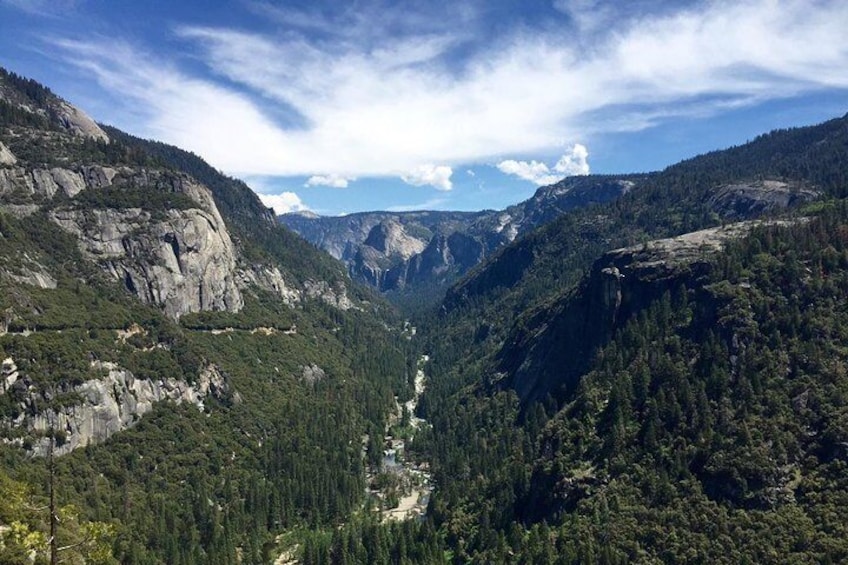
[554,143,590,176]
[49,1,848,182]
[496,160,561,186]
[498,144,590,185]
[305,174,353,188]
[401,164,453,191]
[257,192,309,215]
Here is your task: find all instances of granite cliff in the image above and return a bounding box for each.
[0,66,362,461]
[281,176,639,297]
[1,357,233,456]
[496,221,797,404]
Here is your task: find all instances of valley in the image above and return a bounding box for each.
[369,354,432,523]
[2,54,848,565]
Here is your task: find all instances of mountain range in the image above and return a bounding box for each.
[2,64,848,564]
[282,167,819,303]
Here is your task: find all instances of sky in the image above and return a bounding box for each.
[1,0,847,216]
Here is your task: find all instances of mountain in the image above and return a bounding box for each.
[0,67,423,563]
[4,62,848,564]
[413,113,848,562]
[280,175,642,300]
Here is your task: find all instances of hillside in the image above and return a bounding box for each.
[0,67,427,563]
[3,62,848,564]
[411,113,848,563]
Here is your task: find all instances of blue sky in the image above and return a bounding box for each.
[1,0,847,216]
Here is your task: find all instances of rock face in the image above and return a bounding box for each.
[0,165,110,200]
[238,265,301,306]
[54,99,110,142]
[0,142,15,166]
[0,131,351,320]
[362,219,427,260]
[52,205,243,318]
[497,221,787,404]
[2,361,231,456]
[304,279,354,310]
[300,364,326,386]
[13,168,247,318]
[281,176,639,295]
[708,180,818,219]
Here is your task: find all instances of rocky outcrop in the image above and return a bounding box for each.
[498,221,789,404]
[2,361,231,456]
[6,265,57,289]
[304,279,354,310]
[54,100,110,142]
[362,220,427,260]
[51,206,243,318]
[1,357,19,393]
[707,180,818,219]
[0,165,109,200]
[0,70,109,143]
[484,176,637,240]
[30,169,247,318]
[0,142,15,166]
[300,364,326,386]
[238,265,301,306]
[280,176,639,296]
[0,252,57,289]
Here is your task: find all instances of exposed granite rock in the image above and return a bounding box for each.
[281,175,638,295]
[2,362,230,456]
[51,206,243,318]
[304,279,354,310]
[238,265,301,306]
[6,266,57,289]
[707,180,818,219]
[498,220,796,404]
[1,357,19,393]
[0,142,15,166]
[36,170,247,318]
[0,253,57,289]
[54,100,110,142]
[0,165,112,199]
[601,220,798,275]
[362,220,427,260]
[300,364,326,386]
[0,74,109,142]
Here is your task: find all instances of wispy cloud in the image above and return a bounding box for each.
[1,0,79,16]
[48,0,848,188]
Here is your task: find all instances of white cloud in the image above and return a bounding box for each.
[257,191,309,215]
[401,164,453,191]
[305,174,353,188]
[496,160,561,186]
[50,1,848,183]
[554,143,590,176]
[498,144,591,185]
